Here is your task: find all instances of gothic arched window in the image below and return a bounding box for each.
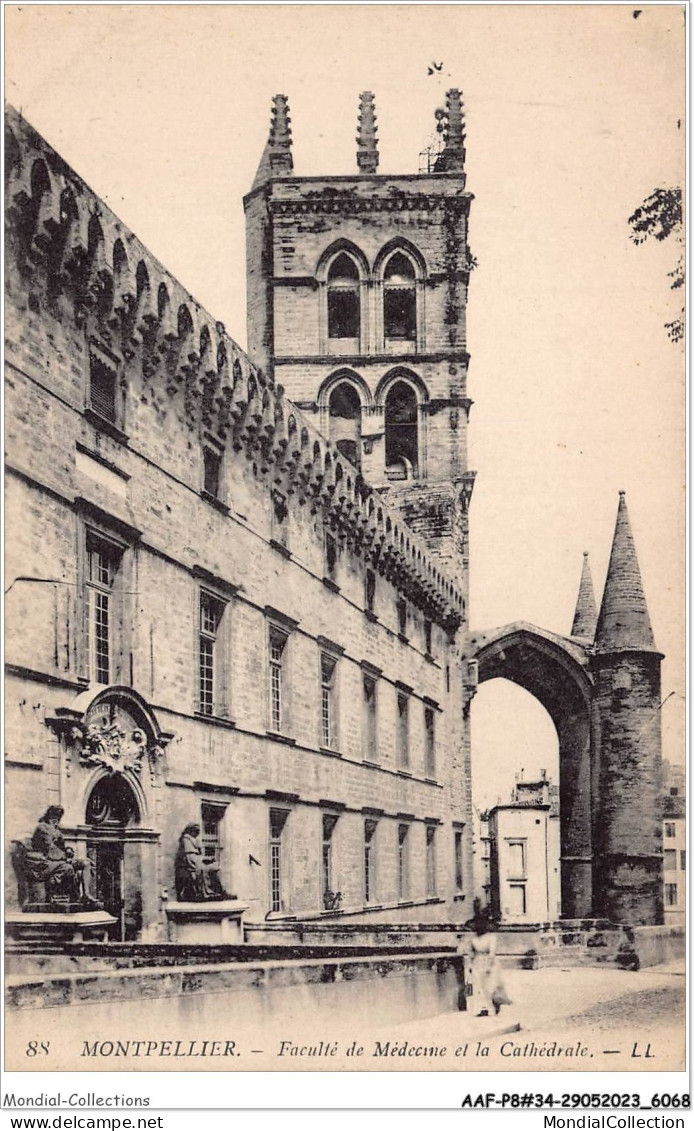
[327,253,361,340]
[383,252,417,342]
[329,381,362,467]
[385,380,418,477]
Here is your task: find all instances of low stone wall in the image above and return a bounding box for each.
[244,919,684,969]
[4,940,453,977]
[618,925,685,970]
[6,950,466,1031]
[245,921,464,949]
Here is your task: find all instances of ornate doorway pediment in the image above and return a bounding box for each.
[46,686,174,774]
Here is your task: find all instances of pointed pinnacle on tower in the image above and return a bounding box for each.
[571,551,598,639]
[595,491,657,653]
[251,94,294,190]
[433,89,466,172]
[356,91,379,174]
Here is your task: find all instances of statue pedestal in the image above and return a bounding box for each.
[5,910,117,944]
[165,901,248,944]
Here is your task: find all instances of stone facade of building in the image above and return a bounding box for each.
[4,99,473,939]
[4,88,668,937]
[662,764,686,926]
[487,773,562,925]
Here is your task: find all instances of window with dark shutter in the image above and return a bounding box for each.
[89,354,117,423]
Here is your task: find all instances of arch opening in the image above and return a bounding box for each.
[329,380,362,467]
[471,679,561,924]
[383,251,416,341]
[385,379,418,478]
[327,252,361,340]
[86,773,141,828]
[471,626,595,921]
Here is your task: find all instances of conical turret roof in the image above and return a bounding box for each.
[571,552,598,638]
[595,492,656,653]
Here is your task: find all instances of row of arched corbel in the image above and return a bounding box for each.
[5,130,464,630]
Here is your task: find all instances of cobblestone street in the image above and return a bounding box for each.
[366,960,686,1072]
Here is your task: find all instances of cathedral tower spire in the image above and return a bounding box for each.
[434,88,466,172]
[571,551,598,639]
[251,94,293,190]
[595,491,656,653]
[356,92,379,174]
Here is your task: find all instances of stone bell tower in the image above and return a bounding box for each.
[244,90,476,608]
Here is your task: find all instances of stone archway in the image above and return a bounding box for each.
[467,622,595,919]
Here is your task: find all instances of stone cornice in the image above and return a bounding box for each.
[274,351,470,367]
[243,171,471,209]
[268,193,471,218]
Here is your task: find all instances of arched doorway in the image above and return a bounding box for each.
[469,623,594,919]
[86,773,142,940]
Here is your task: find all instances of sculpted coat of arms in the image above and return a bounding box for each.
[74,703,163,773]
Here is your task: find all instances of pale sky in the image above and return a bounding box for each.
[5,4,685,808]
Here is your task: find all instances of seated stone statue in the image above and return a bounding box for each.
[12,805,97,910]
[175,823,228,902]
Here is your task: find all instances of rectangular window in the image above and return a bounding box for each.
[424,618,433,655]
[506,839,527,878]
[426,826,437,897]
[271,489,289,550]
[454,830,464,893]
[89,351,118,423]
[364,819,378,904]
[203,445,222,499]
[268,627,287,733]
[681,850,686,871]
[321,653,337,749]
[362,674,378,761]
[201,801,226,867]
[384,287,416,341]
[322,814,339,908]
[86,534,122,684]
[664,849,677,870]
[665,822,676,838]
[397,824,410,900]
[665,883,678,907]
[328,289,360,339]
[508,882,527,916]
[269,808,289,913]
[424,706,436,778]
[365,568,376,614]
[325,531,338,581]
[397,597,407,638]
[198,591,225,716]
[396,692,409,768]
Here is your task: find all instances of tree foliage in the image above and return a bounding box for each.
[628,188,683,344]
